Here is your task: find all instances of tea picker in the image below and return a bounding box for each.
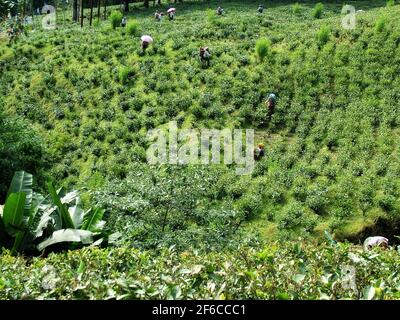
[121,16,127,27]
[258,4,265,14]
[167,8,176,21]
[363,236,389,251]
[155,11,163,22]
[254,143,265,161]
[141,35,153,52]
[216,6,224,15]
[265,93,277,116]
[199,47,211,67]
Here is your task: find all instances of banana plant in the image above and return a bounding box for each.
[0,171,106,255]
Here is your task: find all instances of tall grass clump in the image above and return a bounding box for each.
[110,11,123,30]
[317,25,331,47]
[255,38,271,61]
[387,0,395,7]
[292,2,302,15]
[207,9,218,25]
[119,66,133,84]
[375,16,387,32]
[312,2,324,19]
[127,20,139,35]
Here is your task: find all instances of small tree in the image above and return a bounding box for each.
[312,2,324,19]
[109,11,122,29]
[127,19,139,35]
[375,16,387,32]
[387,0,395,7]
[317,25,330,47]
[292,2,302,15]
[255,38,271,61]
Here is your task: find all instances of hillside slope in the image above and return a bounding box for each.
[1,0,400,244]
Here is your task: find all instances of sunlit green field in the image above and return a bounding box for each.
[1,0,400,299]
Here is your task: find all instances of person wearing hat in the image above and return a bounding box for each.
[199,47,211,67]
[216,6,224,15]
[265,93,277,118]
[155,10,163,22]
[254,143,265,160]
[363,236,389,251]
[121,16,128,27]
[258,4,265,14]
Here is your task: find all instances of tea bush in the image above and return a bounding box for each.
[1,242,399,300]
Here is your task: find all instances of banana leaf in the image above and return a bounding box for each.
[69,205,84,229]
[7,171,33,216]
[2,192,26,234]
[37,229,93,251]
[47,182,75,229]
[81,208,105,233]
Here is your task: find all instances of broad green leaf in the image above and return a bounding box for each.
[81,208,105,232]
[7,171,33,215]
[0,212,7,244]
[3,192,26,233]
[10,231,25,256]
[47,182,75,229]
[69,205,84,229]
[61,190,79,205]
[37,229,93,251]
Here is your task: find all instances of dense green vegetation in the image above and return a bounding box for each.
[1,242,399,299]
[1,0,400,299]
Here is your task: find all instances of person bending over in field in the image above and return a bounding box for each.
[254,143,265,161]
[199,47,211,67]
[265,93,277,118]
[363,236,389,251]
[121,16,127,27]
[258,4,265,14]
[216,6,224,15]
[141,40,150,52]
[155,10,163,22]
[168,11,175,21]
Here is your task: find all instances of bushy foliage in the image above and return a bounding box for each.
[292,3,302,15]
[317,25,331,47]
[312,2,324,19]
[375,16,387,32]
[0,109,47,202]
[255,38,271,61]
[127,20,139,36]
[1,242,399,299]
[387,0,395,7]
[109,11,123,30]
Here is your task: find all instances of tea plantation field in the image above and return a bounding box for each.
[1,0,400,299]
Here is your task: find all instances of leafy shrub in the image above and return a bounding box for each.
[312,3,324,19]
[255,38,271,61]
[119,66,134,85]
[375,17,387,32]
[127,20,139,36]
[387,0,395,7]
[1,242,400,299]
[0,112,47,202]
[317,25,331,47]
[109,11,122,30]
[207,9,219,26]
[292,3,302,14]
